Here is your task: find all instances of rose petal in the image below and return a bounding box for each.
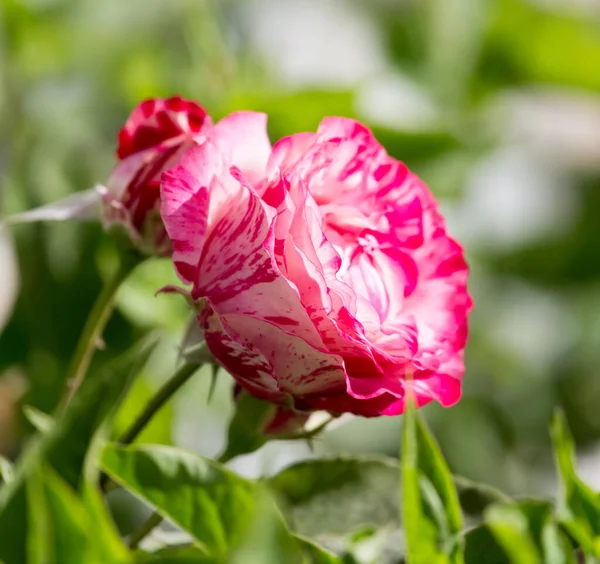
[160,144,219,283]
[219,313,345,396]
[202,308,283,402]
[211,111,271,185]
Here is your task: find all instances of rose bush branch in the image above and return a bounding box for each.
[128,512,164,550]
[61,250,144,408]
[117,357,208,446]
[99,349,210,493]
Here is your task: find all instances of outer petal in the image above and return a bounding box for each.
[201,308,284,402]
[316,116,374,140]
[300,388,406,417]
[302,372,460,416]
[211,111,272,185]
[160,143,221,283]
[221,314,345,396]
[267,132,316,176]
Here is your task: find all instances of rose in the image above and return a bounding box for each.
[161,112,471,418]
[100,96,212,255]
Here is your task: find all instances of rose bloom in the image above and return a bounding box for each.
[100,96,212,255]
[161,112,471,420]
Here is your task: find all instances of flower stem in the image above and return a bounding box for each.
[117,356,209,547]
[60,252,143,409]
[117,361,202,445]
[100,354,208,492]
[128,511,163,549]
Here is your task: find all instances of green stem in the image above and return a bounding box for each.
[117,358,209,546]
[100,359,205,491]
[128,511,163,549]
[61,252,143,409]
[117,361,201,445]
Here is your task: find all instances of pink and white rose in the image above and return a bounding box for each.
[161,112,471,418]
[101,96,212,255]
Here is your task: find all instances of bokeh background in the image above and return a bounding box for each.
[1,0,600,510]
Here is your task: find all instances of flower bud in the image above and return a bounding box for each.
[101,96,212,255]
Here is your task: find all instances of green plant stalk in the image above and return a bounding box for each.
[117,361,202,445]
[110,357,208,544]
[100,354,208,493]
[61,251,143,410]
[128,511,164,550]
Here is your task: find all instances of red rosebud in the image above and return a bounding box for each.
[101,96,212,255]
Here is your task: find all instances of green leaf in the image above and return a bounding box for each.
[47,332,159,490]
[82,482,133,564]
[82,431,133,563]
[22,405,54,433]
[414,411,463,537]
[0,456,13,485]
[268,456,399,537]
[401,400,464,563]
[25,458,134,564]
[295,536,342,564]
[454,476,512,518]
[464,525,510,564]
[135,546,219,563]
[513,500,575,563]
[25,464,89,564]
[0,333,158,564]
[227,486,306,564]
[229,486,342,563]
[478,501,576,564]
[541,518,577,564]
[102,444,330,562]
[485,504,541,564]
[0,488,29,564]
[101,443,257,557]
[139,557,217,563]
[219,391,277,463]
[551,410,600,556]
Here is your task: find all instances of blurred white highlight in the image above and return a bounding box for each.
[0,230,19,334]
